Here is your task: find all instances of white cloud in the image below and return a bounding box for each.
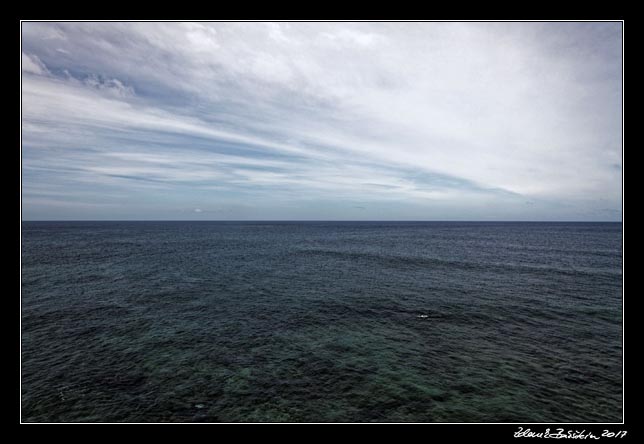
[22,52,49,76]
[20,22,622,220]
[82,74,135,97]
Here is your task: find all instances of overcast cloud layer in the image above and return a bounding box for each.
[21,22,622,220]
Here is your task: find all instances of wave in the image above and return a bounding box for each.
[295,248,622,278]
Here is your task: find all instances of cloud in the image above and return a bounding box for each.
[22,52,49,76]
[81,74,135,97]
[21,22,622,220]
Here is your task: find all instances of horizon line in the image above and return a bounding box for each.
[21,219,623,223]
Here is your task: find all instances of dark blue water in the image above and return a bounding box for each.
[21,222,623,422]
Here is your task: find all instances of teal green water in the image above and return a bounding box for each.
[21,222,623,422]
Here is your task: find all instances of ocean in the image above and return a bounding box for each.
[20,221,623,422]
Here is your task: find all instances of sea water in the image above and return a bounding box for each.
[21,221,623,422]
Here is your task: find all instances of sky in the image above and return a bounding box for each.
[21,22,622,221]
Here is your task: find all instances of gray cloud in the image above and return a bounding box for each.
[21,22,622,220]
